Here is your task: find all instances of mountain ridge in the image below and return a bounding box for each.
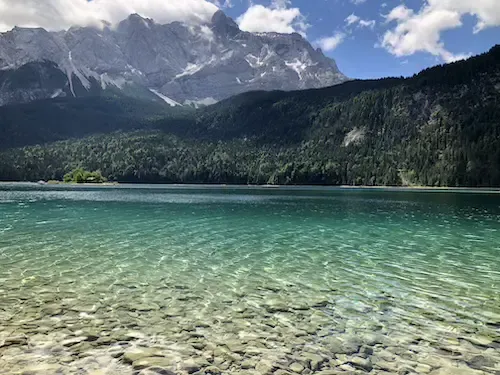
[0,11,346,107]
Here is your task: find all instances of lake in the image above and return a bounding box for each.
[0,184,499,375]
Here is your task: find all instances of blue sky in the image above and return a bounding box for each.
[1,0,498,80]
[222,0,500,79]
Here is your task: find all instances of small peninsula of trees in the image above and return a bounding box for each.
[63,168,107,184]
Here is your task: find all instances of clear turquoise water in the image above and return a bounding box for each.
[0,184,499,374]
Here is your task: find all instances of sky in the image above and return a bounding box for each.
[0,0,499,79]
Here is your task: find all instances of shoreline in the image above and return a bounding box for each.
[1,181,500,193]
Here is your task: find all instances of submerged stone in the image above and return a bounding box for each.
[203,366,222,375]
[20,364,62,374]
[264,301,290,313]
[255,359,276,374]
[430,367,485,375]
[348,356,373,372]
[466,355,497,370]
[463,335,493,347]
[182,358,209,374]
[61,336,87,347]
[132,357,175,370]
[0,336,28,347]
[289,362,305,373]
[324,337,361,355]
[241,359,257,369]
[123,348,165,364]
[303,352,327,371]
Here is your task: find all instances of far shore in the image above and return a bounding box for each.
[0,181,119,186]
[1,181,500,193]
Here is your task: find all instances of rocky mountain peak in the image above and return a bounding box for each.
[210,10,240,36]
[0,13,347,107]
[117,13,155,32]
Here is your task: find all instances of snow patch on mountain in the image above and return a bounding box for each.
[100,74,127,90]
[51,89,64,98]
[67,51,91,90]
[150,89,181,106]
[184,97,218,108]
[285,59,308,80]
[175,62,207,79]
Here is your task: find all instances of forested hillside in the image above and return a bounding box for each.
[1,45,499,186]
[0,96,190,149]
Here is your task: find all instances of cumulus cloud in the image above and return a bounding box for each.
[382,0,500,63]
[0,0,219,32]
[314,32,345,52]
[237,0,309,36]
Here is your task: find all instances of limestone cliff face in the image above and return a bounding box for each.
[0,11,346,107]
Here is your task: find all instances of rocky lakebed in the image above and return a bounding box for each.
[1,275,499,375]
[1,185,500,375]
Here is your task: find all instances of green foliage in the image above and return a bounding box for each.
[63,168,107,184]
[0,45,499,187]
[0,95,191,149]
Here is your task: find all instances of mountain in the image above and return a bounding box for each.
[0,11,346,107]
[1,45,499,187]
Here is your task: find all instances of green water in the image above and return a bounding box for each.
[0,184,499,375]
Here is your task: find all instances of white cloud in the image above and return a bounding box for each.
[346,14,361,26]
[345,13,375,29]
[314,32,345,52]
[358,19,376,28]
[0,0,219,32]
[351,0,367,5]
[385,5,414,22]
[212,0,232,8]
[316,12,375,55]
[382,0,500,63]
[237,0,309,36]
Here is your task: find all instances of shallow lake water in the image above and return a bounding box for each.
[0,184,499,375]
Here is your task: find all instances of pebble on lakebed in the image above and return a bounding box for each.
[1,280,500,375]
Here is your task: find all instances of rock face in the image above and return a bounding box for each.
[0,11,346,107]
